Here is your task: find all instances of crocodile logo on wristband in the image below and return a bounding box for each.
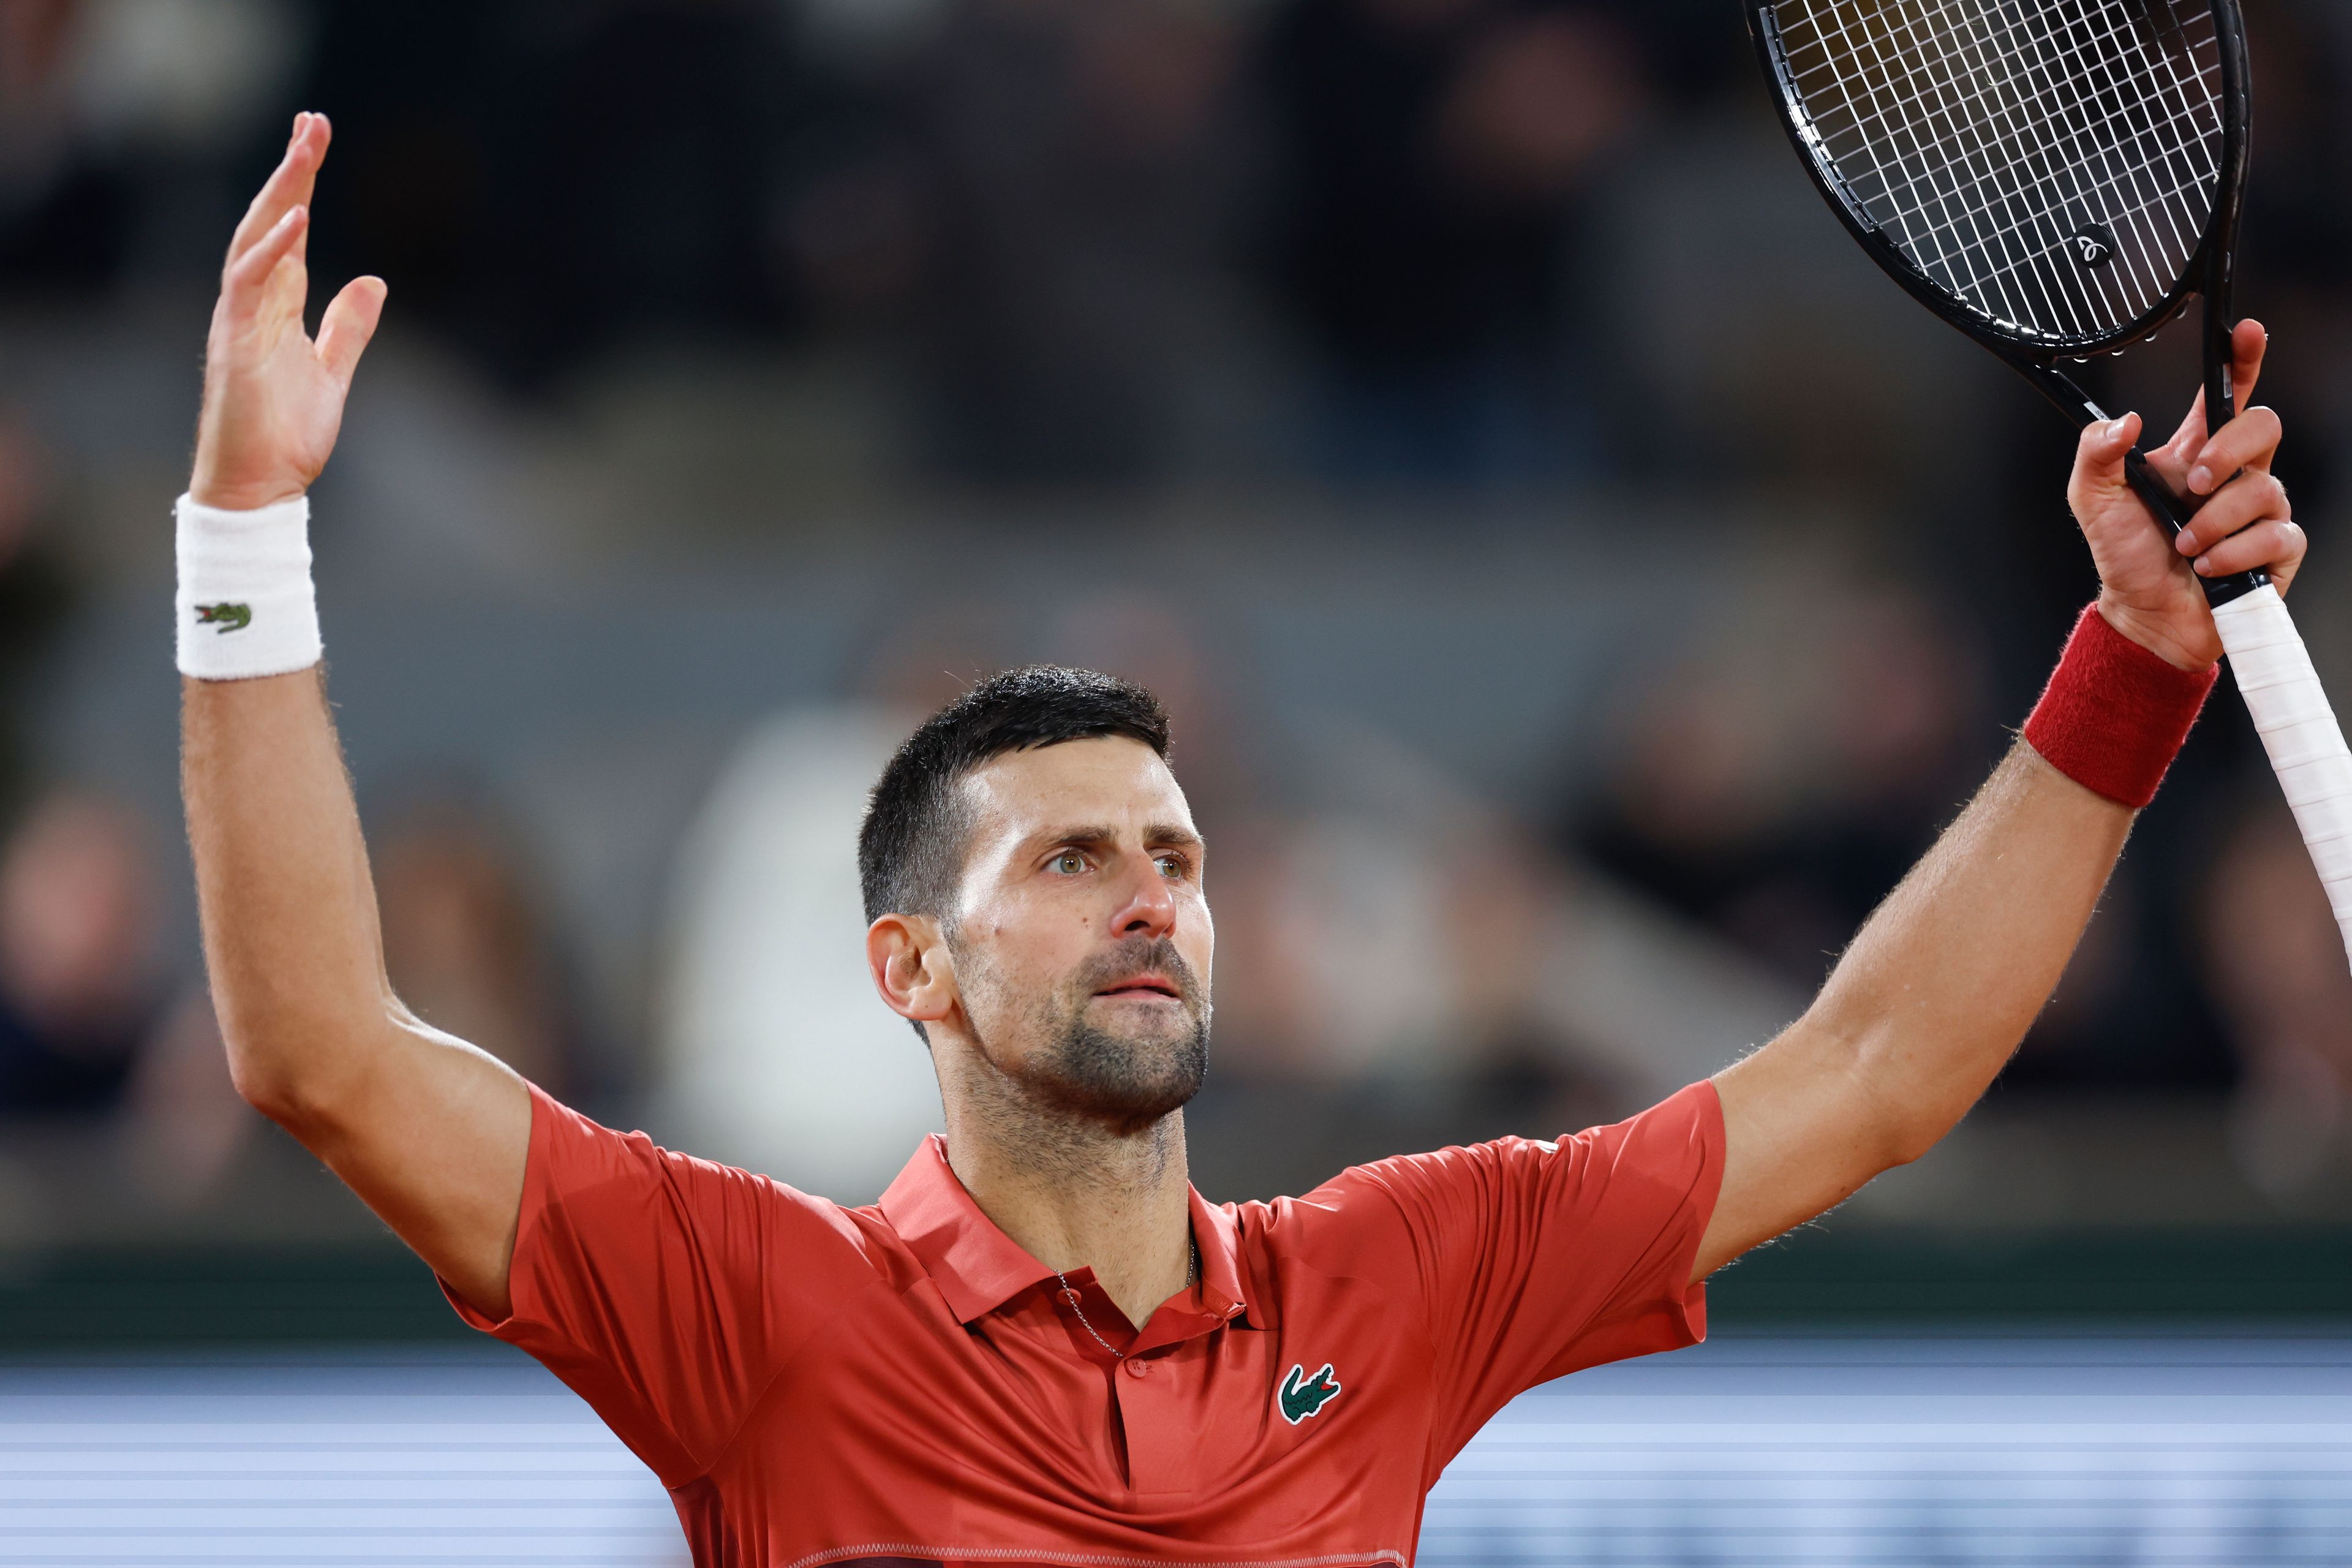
[194,602,252,633]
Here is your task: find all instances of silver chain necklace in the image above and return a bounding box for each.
[1055,1237,1198,1361]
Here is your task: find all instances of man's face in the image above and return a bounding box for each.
[946,736,1213,1126]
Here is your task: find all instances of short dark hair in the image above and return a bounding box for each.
[858,665,1171,928]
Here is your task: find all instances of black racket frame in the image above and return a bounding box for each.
[1749,0,2265,605]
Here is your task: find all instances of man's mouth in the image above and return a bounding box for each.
[1094,974,1182,1001]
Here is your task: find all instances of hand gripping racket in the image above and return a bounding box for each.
[1750,0,2352,969]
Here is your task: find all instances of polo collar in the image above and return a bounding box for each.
[877,1134,1268,1330]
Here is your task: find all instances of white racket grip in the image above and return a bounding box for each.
[2211,584,2352,971]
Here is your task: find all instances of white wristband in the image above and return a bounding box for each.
[174,492,323,680]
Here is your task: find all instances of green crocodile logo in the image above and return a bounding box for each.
[194,603,252,633]
[1278,1362,1342,1425]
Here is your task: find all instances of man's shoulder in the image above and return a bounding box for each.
[1221,1161,1428,1271]
[532,1088,910,1274]
[1229,1085,1721,1261]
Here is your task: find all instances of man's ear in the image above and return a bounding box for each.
[867,913,957,1028]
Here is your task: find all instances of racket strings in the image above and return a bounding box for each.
[1771,0,2222,344]
[1806,0,2210,325]
[1798,0,2215,334]
[1877,0,2213,284]
[1853,1,2209,255]
[1797,0,2211,313]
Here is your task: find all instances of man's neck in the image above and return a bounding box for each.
[942,1097,1196,1335]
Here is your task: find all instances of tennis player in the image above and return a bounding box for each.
[181,116,2304,1566]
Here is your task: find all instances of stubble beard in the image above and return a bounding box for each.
[962,934,1212,1136]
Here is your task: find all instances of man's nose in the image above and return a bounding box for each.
[1111,855,1177,939]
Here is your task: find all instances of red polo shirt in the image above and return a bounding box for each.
[448,1080,1724,1567]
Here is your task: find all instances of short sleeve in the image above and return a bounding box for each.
[1316,1080,1725,1472]
[441,1085,868,1487]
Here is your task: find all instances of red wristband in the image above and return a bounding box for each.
[2022,603,2218,808]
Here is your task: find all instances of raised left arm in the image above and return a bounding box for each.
[1692,321,2301,1282]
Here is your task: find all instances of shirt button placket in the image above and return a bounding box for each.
[1114,1352,1186,1494]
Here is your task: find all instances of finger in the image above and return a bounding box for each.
[2071,413,2150,518]
[2175,469,2287,555]
[259,242,310,336]
[226,112,330,268]
[223,205,308,322]
[2228,318,2267,413]
[2162,321,2271,462]
[291,113,331,271]
[2161,386,2209,467]
[2074,411,2142,492]
[315,276,388,389]
[2185,404,2282,496]
[2194,517,2305,581]
[225,112,320,266]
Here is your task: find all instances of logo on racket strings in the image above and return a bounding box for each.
[2068,224,2117,268]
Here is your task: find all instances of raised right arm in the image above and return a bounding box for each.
[184,113,528,1317]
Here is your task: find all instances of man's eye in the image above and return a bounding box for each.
[1155,855,1186,879]
[1053,852,1087,875]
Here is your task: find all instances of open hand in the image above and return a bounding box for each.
[189,113,385,511]
[2066,319,2303,671]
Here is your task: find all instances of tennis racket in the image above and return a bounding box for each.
[1749,0,2352,969]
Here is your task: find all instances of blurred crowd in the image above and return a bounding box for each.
[4,0,2352,1232]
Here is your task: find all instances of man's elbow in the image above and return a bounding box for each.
[1874,1117,1944,1172]
[1867,1076,1989,1172]
[220,1018,367,1136]
[225,1037,317,1128]
[1843,1042,1970,1174]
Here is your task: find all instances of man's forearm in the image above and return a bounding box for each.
[183,668,396,1119]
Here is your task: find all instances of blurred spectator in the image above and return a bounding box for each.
[118,986,254,1210]
[1259,0,1646,486]
[657,705,942,1202]
[774,0,940,335]
[2214,0,2352,510]
[909,0,1246,485]
[507,0,804,377]
[303,0,808,387]
[0,0,133,290]
[2203,801,2352,1198]
[654,618,1009,1202]
[1566,574,2242,1092]
[0,412,72,823]
[1570,581,1991,986]
[375,792,585,1098]
[1,0,306,292]
[295,0,505,358]
[0,789,168,1114]
[798,0,952,70]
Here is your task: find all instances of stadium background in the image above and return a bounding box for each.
[2,0,2352,1560]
